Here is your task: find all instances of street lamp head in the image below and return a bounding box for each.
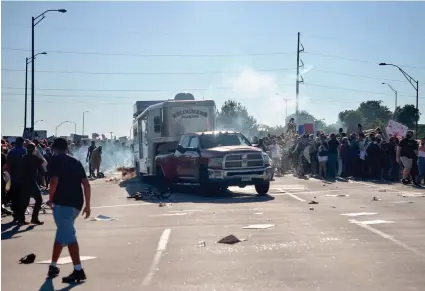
[379,63,387,66]
[40,52,47,55]
[58,9,67,13]
[382,82,386,85]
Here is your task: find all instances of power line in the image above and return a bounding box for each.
[1,84,293,92]
[1,47,295,57]
[1,67,296,75]
[3,46,424,70]
[0,97,388,106]
[2,82,422,99]
[305,51,425,70]
[303,82,423,99]
[3,67,423,85]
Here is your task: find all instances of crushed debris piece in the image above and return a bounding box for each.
[217,234,242,244]
[372,196,381,201]
[330,206,336,208]
[309,207,314,211]
[91,215,115,221]
[197,241,206,247]
[378,189,387,192]
[242,224,275,229]
[308,201,319,205]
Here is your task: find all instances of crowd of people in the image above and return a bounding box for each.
[1,137,132,221]
[254,120,425,187]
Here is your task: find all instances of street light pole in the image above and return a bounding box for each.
[30,9,67,138]
[25,52,46,130]
[379,63,420,138]
[82,111,89,135]
[382,82,398,115]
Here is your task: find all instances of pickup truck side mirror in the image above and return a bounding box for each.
[176,144,185,153]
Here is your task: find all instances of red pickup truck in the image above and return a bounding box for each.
[155,131,273,195]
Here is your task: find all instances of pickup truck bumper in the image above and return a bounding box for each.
[207,166,273,186]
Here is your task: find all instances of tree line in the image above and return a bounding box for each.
[216,100,423,137]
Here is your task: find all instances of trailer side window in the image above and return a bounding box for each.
[154,116,161,133]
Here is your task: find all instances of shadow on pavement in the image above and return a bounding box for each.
[1,224,35,240]
[119,177,275,204]
[39,278,83,291]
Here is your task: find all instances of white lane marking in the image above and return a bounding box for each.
[91,203,152,209]
[142,229,171,286]
[285,191,306,202]
[167,210,203,213]
[341,212,378,217]
[349,180,422,197]
[350,220,394,225]
[349,219,425,259]
[158,212,188,216]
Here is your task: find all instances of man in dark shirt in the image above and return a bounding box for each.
[6,137,27,223]
[86,141,96,178]
[397,130,418,184]
[21,143,47,225]
[48,138,91,283]
[327,133,340,179]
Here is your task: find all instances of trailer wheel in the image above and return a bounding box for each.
[255,182,270,196]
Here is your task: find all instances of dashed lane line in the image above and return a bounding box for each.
[142,228,172,286]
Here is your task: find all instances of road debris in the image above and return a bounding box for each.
[378,189,387,192]
[197,241,206,247]
[308,200,319,205]
[19,253,36,264]
[242,224,275,229]
[372,196,381,201]
[309,207,314,211]
[217,234,243,244]
[158,202,172,208]
[330,206,336,208]
[91,215,115,221]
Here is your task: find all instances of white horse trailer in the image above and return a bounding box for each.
[132,96,216,176]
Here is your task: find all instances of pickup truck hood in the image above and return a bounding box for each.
[206,146,262,152]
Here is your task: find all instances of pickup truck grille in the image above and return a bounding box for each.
[224,152,263,169]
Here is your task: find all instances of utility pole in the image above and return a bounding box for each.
[110,132,113,139]
[295,32,305,126]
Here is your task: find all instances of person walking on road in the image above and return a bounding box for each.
[86,141,96,178]
[21,143,48,225]
[47,138,91,283]
[397,130,418,185]
[90,146,102,178]
[6,137,27,224]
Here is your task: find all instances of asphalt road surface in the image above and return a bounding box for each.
[2,174,425,291]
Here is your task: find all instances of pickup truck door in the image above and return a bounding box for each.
[175,136,191,179]
[186,136,201,179]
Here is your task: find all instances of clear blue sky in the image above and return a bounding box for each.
[2,1,425,137]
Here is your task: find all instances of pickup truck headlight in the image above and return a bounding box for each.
[262,153,271,166]
[208,158,223,168]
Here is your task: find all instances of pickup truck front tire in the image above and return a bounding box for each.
[255,182,270,196]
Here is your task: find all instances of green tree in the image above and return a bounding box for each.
[338,109,364,134]
[216,100,258,135]
[394,104,420,129]
[357,100,391,129]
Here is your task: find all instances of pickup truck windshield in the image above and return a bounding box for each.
[199,133,252,149]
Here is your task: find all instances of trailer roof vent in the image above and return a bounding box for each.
[174,92,195,101]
